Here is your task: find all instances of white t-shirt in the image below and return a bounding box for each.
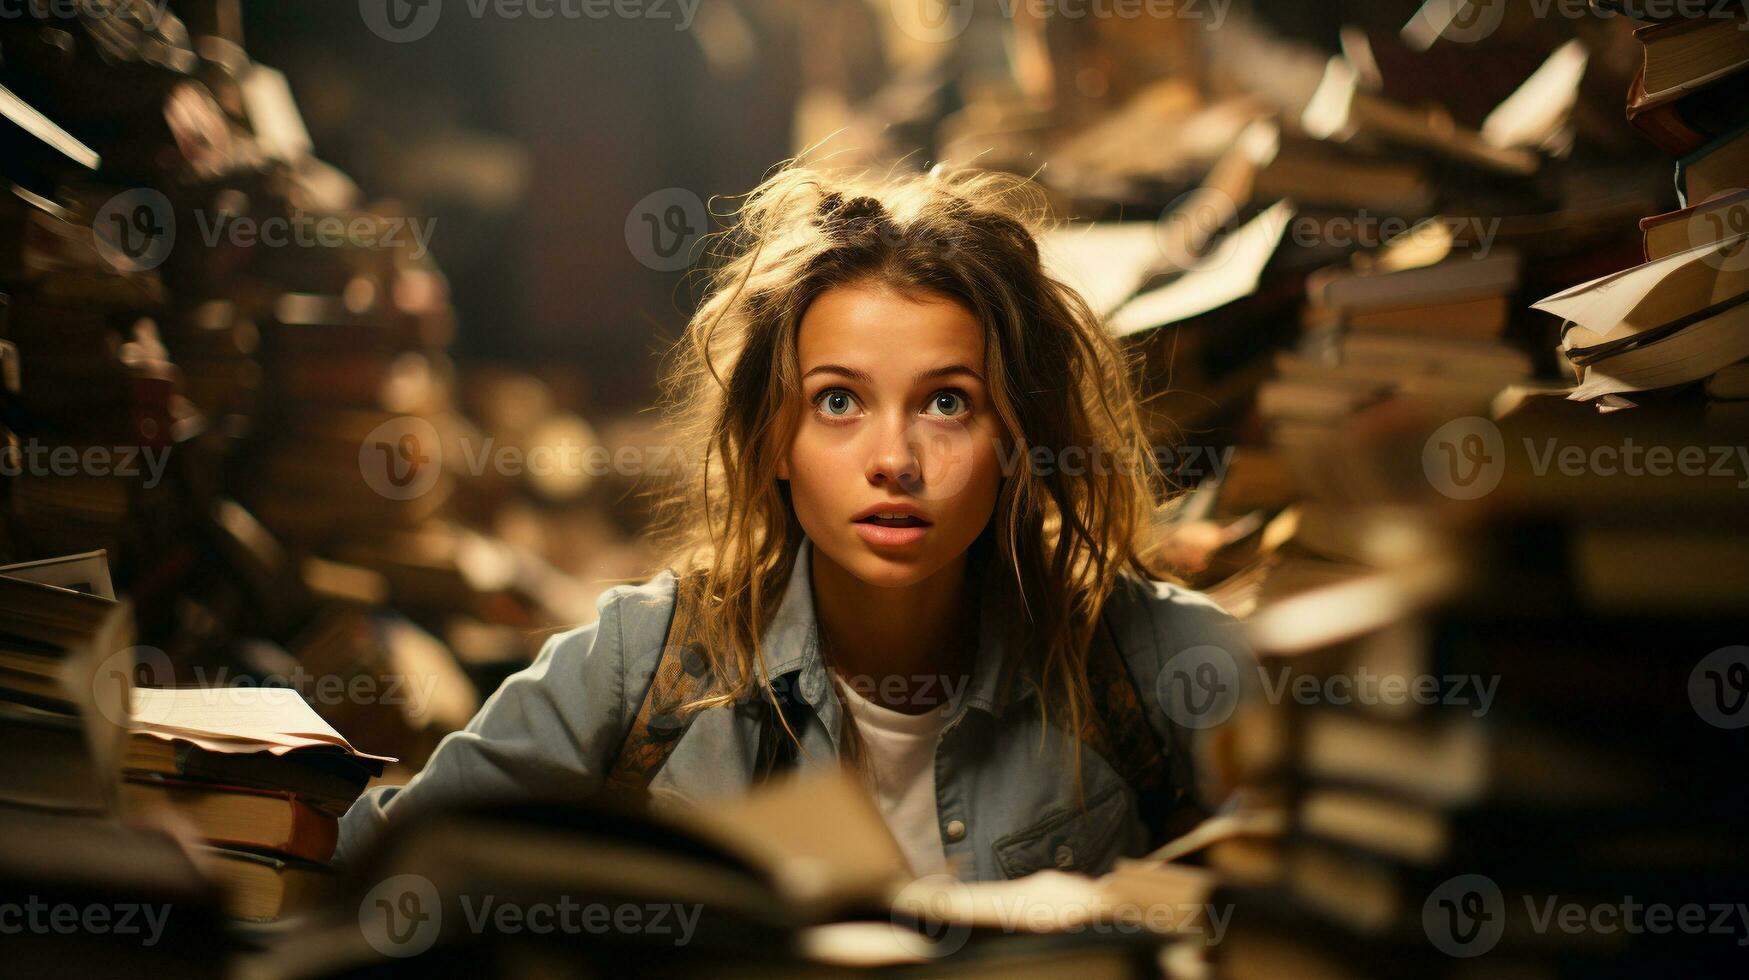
[835,679,950,877]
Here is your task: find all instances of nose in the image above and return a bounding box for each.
[865,413,922,491]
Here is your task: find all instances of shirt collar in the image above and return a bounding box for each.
[757,536,1029,723]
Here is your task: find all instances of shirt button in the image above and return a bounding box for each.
[943,819,966,842]
[1054,844,1075,869]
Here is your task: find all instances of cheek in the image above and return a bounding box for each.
[783,430,847,508]
[923,420,1006,516]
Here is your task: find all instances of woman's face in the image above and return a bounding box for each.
[778,281,1008,589]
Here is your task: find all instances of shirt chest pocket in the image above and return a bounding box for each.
[991,779,1137,879]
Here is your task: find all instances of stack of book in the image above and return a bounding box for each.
[0,550,133,814]
[1537,4,1749,413]
[1270,243,1533,424]
[1206,400,1749,977]
[0,1,628,777]
[123,685,390,922]
[1043,36,1581,451]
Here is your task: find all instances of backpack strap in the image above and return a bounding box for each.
[603,634,716,801]
[604,603,805,802]
[1079,608,1208,847]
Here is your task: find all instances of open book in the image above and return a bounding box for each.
[305,767,1237,974]
[130,686,395,763]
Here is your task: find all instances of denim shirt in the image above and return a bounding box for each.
[336,537,1250,881]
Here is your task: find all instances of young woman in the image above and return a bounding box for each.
[337,167,1249,882]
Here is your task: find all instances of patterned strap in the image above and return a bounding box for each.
[1080,611,1202,845]
[603,629,716,801]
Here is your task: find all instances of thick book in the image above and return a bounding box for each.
[0,702,108,811]
[1630,15,1749,111]
[1305,251,1520,313]
[1675,119,1749,206]
[123,734,372,816]
[122,776,340,863]
[193,845,332,923]
[1639,187,1749,260]
[1626,62,1749,157]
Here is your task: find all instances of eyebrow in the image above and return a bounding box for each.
[801,363,985,386]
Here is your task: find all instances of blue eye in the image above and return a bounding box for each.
[815,389,859,418]
[926,390,970,419]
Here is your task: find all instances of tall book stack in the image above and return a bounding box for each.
[1205,400,1749,977]
[1539,3,1749,413]
[1039,38,1596,507]
[123,685,388,922]
[0,0,627,781]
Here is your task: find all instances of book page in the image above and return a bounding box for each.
[130,687,394,762]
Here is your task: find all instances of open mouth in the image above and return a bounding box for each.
[855,514,931,528]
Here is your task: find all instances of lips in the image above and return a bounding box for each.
[856,514,929,527]
[851,506,932,548]
[851,503,933,526]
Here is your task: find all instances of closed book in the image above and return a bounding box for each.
[1639,188,1749,260]
[1341,293,1509,340]
[193,845,332,922]
[1625,63,1749,157]
[122,776,340,862]
[1676,120,1749,206]
[1630,15,1749,111]
[123,736,372,817]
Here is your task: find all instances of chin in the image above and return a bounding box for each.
[819,533,946,590]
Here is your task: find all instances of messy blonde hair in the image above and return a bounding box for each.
[646,163,1168,759]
